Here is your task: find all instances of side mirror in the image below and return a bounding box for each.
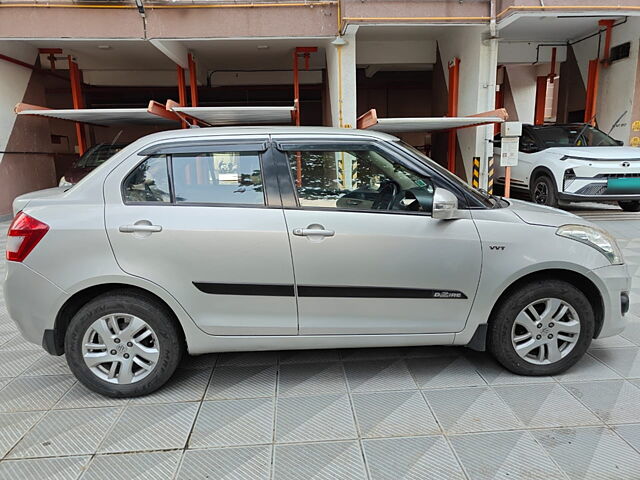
[432,188,459,220]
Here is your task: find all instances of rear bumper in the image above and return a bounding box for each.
[587,263,632,338]
[3,261,67,350]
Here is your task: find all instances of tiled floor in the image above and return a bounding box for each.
[1,206,640,480]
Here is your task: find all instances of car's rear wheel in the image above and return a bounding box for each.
[530,174,558,208]
[488,279,594,376]
[65,291,183,397]
[618,200,640,212]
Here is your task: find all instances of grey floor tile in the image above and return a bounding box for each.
[1,336,41,351]
[0,411,45,457]
[590,347,640,378]
[613,424,640,453]
[341,347,405,361]
[81,451,181,480]
[218,351,278,367]
[493,383,600,428]
[177,446,271,480]
[206,365,277,400]
[21,355,71,377]
[0,375,76,412]
[278,362,347,397]
[363,436,464,480]
[352,390,440,438]
[533,426,640,480]
[54,383,130,410]
[0,456,90,480]
[9,407,121,458]
[0,349,45,377]
[98,402,198,453]
[189,398,274,448]
[563,380,640,424]
[470,353,555,385]
[590,335,636,349]
[180,353,218,369]
[450,430,565,480]
[273,441,367,480]
[279,349,340,364]
[553,354,621,382]
[343,359,417,392]
[130,368,211,404]
[403,345,466,358]
[621,322,640,345]
[407,355,486,389]
[275,394,356,443]
[424,386,522,434]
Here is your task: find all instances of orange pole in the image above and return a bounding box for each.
[534,76,547,125]
[188,53,198,126]
[447,57,460,173]
[68,55,87,155]
[494,66,504,135]
[599,19,615,66]
[549,47,557,83]
[584,59,600,124]
[504,166,511,198]
[177,65,188,129]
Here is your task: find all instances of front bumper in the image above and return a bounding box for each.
[587,263,632,338]
[3,261,67,348]
[561,176,640,202]
[559,192,640,202]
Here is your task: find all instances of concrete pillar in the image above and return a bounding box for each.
[326,32,357,128]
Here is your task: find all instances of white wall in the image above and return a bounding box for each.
[571,17,640,143]
[499,42,567,65]
[0,42,38,155]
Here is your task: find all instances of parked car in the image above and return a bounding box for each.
[4,127,630,397]
[494,123,640,211]
[59,143,128,187]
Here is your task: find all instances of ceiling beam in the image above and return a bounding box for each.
[149,39,189,68]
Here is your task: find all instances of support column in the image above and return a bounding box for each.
[447,57,460,173]
[326,32,357,128]
[68,55,86,155]
[534,76,547,125]
[177,65,188,129]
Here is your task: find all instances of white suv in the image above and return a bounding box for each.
[3,127,631,397]
[494,123,640,211]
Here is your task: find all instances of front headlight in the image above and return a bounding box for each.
[556,224,623,265]
[58,176,72,188]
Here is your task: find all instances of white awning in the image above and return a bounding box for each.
[15,106,180,126]
[366,116,505,133]
[172,105,295,126]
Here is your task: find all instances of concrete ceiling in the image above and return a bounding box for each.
[356,25,482,42]
[499,15,625,42]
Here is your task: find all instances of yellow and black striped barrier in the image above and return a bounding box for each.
[487,156,494,194]
[472,157,480,188]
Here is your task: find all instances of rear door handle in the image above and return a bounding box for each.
[293,228,335,237]
[119,224,162,233]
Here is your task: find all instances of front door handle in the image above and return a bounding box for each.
[293,227,335,237]
[119,223,163,233]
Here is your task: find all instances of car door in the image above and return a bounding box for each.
[103,138,298,335]
[274,138,482,335]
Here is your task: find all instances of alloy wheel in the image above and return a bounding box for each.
[511,298,580,365]
[533,181,548,204]
[82,314,160,384]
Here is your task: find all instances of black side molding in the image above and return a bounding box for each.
[193,282,295,297]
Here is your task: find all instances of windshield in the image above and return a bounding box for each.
[395,140,497,208]
[76,144,125,168]
[533,125,619,147]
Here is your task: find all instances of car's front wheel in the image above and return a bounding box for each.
[65,291,184,397]
[530,174,558,208]
[618,200,640,212]
[488,279,594,376]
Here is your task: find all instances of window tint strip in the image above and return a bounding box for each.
[193,282,467,299]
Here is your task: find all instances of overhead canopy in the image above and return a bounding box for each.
[15,102,180,127]
[171,105,296,126]
[357,108,508,133]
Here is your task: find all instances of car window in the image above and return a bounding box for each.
[534,125,619,147]
[519,130,538,152]
[172,152,264,205]
[286,148,434,212]
[122,155,171,203]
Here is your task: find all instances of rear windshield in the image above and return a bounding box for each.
[77,144,126,168]
[533,125,619,147]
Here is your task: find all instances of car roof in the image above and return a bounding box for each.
[129,126,400,144]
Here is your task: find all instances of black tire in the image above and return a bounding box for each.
[618,200,640,212]
[488,279,594,376]
[65,290,184,397]
[530,174,558,208]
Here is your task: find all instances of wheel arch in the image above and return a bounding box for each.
[529,166,559,191]
[51,283,187,356]
[489,268,604,338]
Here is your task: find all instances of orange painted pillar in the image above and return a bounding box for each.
[534,76,547,125]
[68,56,87,155]
[584,59,600,124]
[177,65,188,129]
[599,19,615,66]
[447,57,460,173]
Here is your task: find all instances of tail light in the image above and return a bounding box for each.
[6,212,49,262]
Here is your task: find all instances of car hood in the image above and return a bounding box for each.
[546,146,640,160]
[12,187,68,216]
[505,198,589,228]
